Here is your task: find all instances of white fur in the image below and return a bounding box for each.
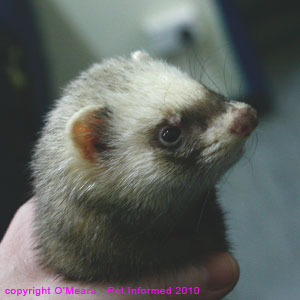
[131,50,150,61]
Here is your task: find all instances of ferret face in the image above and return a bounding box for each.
[54,51,257,210]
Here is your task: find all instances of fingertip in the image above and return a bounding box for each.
[205,253,239,291]
[196,252,239,300]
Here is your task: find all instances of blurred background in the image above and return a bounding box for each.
[0,0,299,298]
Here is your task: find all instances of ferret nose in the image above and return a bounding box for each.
[230,106,258,137]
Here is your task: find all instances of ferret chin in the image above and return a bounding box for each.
[31,51,257,283]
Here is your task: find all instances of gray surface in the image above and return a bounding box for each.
[220,58,300,299]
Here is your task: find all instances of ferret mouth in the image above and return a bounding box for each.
[229,105,258,138]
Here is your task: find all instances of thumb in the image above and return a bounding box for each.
[194,252,240,299]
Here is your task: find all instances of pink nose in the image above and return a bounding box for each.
[230,106,258,137]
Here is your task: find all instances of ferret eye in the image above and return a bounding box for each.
[159,126,181,146]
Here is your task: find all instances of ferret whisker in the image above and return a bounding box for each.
[194,161,221,233]
[244,132,258,162]
[188,53,194,79]
[192,47,221,93]
[195,183,214,233]
[191,46,197,81]
[223,58,229,98]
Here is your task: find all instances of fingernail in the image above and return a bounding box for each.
[202,253,239,291]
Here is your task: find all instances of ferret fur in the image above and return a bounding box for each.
[31,51,257,283]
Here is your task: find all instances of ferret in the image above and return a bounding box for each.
[31,51,257,283]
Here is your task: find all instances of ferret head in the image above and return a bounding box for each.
[45,51,257,211]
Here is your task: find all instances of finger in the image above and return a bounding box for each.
[0,199,45,281]
[195,252,240,299]
[134,252,239,300]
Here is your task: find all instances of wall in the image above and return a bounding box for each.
[32,0,244,99]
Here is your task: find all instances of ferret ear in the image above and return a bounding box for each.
[67,106,110,162]
[131,50,151,61]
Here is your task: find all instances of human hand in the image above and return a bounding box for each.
[0,200,239,299]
